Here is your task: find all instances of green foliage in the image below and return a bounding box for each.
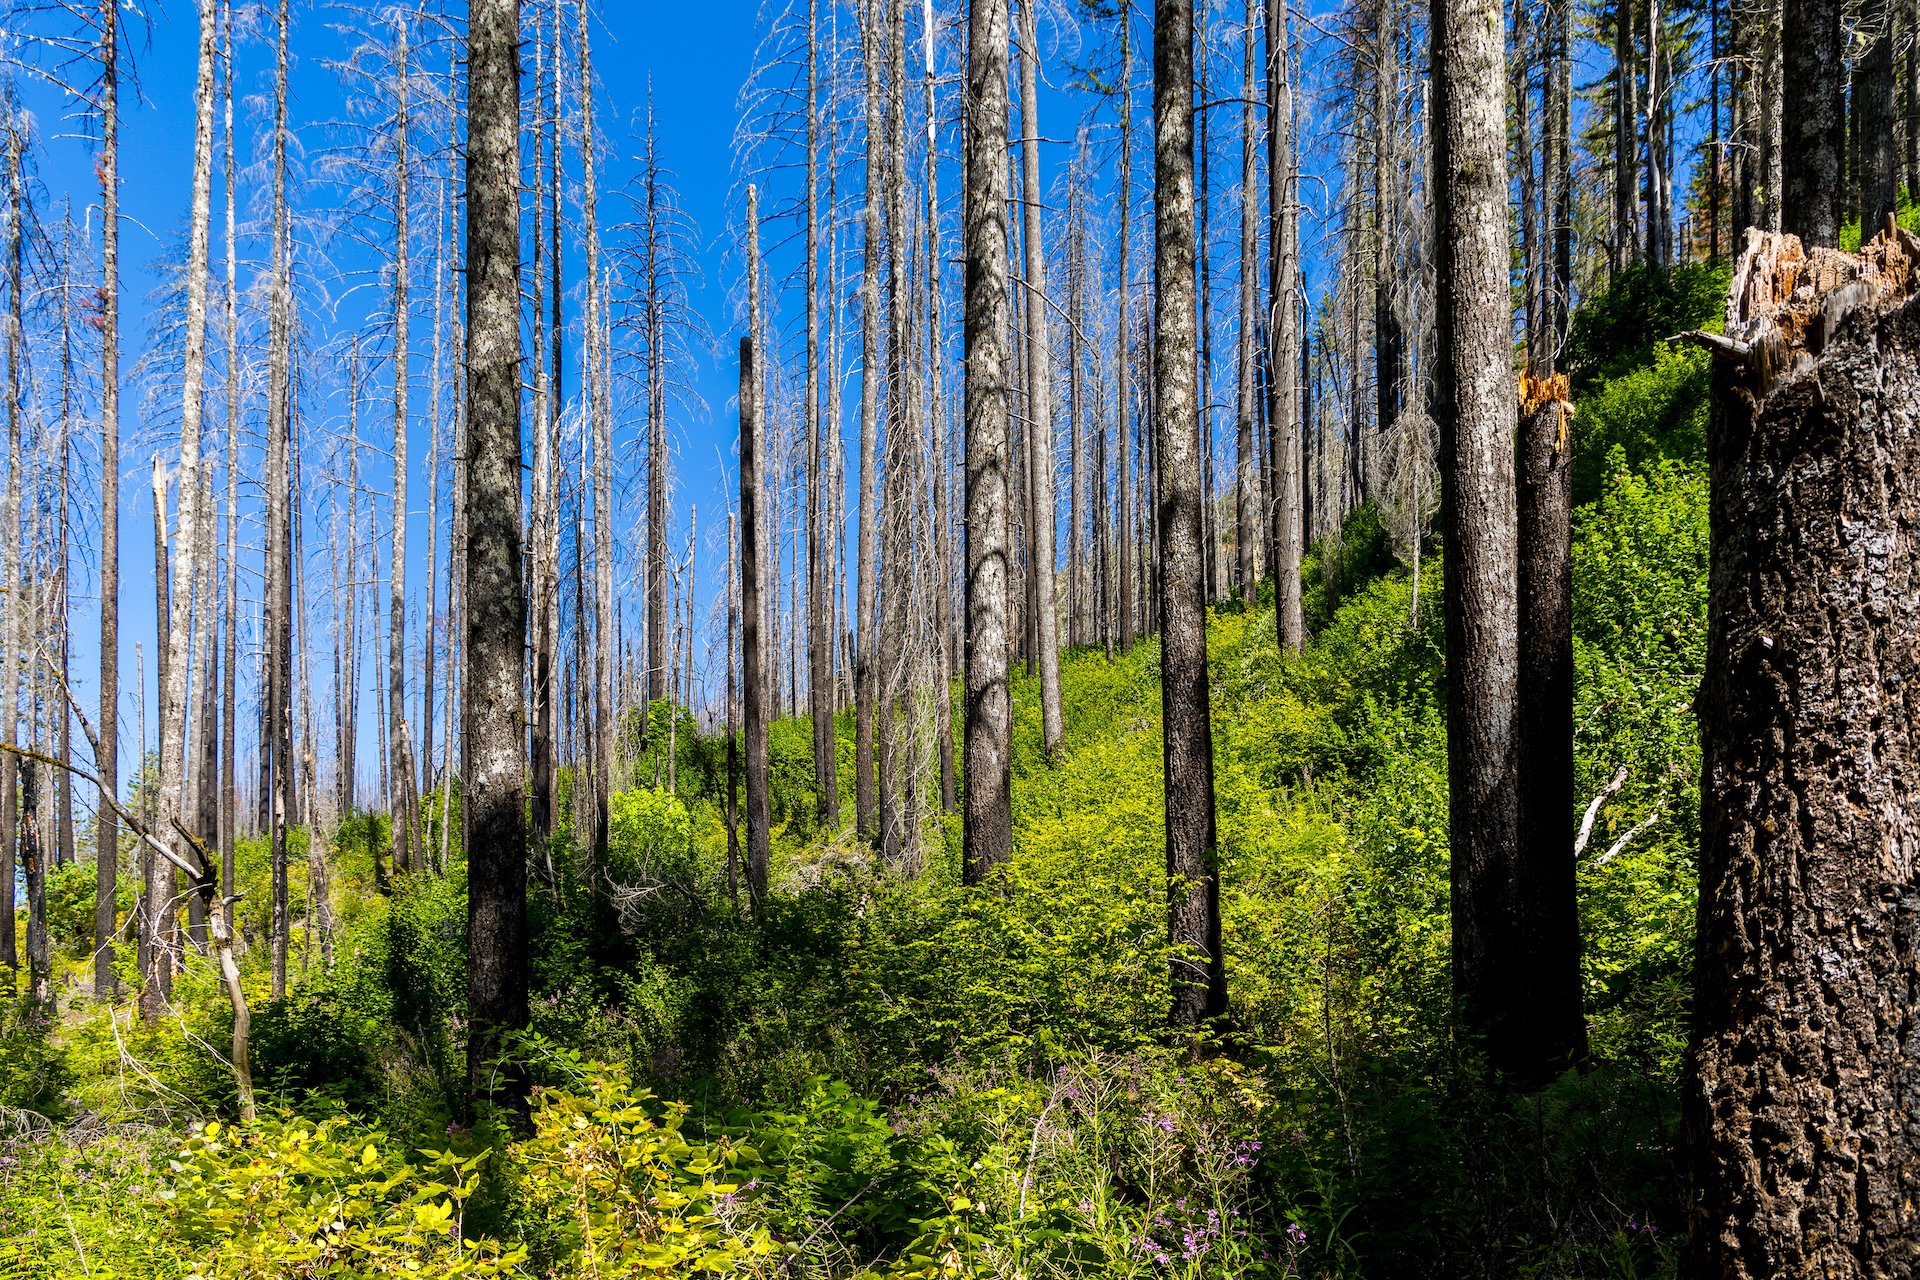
[162,1117,522,1278]
[1301,503,1397,634]
[1563,263,1727,393]
[44,860,134,956]
[1570,340,1711,506]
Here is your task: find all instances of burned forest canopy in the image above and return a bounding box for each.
[2,0,1919,1276]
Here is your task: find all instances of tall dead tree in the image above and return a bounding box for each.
[147,0,218,1021]
[94,0,123,1002]
[389,8,416,875]
[264,0,294,1001]
[1235,0,1261,601]
[808,0,840,828]
[1156,0,1226,1026]
[855,0,884,842]
[963,0,1014,883]
[740,323,771,910]
[924,0,956,813]
[0,120,20,981]
[1017,0,1063,755]
[1267,0,1301,651]
[463,0,529,1118]
[1115,15,1135,654]
[1434,0,1540,1077]
[1684,227,1920,1280]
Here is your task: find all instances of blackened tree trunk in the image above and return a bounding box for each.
[1858,0,1898,236]
[1684,227,1920,1280]
[463,0,529,1119]
[740,331,772,910]
[0,120,20,981]
[1156,0,1226,1026]
[1115,19,1135,654]
[1433,0,1533,1075]
[963,0,1014,883]
[389,12,414,875]
[1516,363,1587,1079]
[1782,0,1844,246]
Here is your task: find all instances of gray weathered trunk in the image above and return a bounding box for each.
[962,0,1013,882]
[463,0,529,1116]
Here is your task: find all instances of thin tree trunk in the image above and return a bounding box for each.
[1860,0,1898,235]
[463,0,529,1119]
[807,0,840,830]
[264,0,293,1003]
[389,12,414,875]
[220,0,240,937]
[963,0,1014,882]
[741,327,772,910]
[1116,19,1135,655]
[1018,0,1064,755]
[1268,0,1301,650]
[1684,226,1920,1280]
[0,120,21,980]
[925,0,956,814]
[855,0,884,842]
[1236,0,1261,602]
[94,0,123,1004]
[148,0,218,1020]
[726,508,741,910]
[1156,0,1226,1027]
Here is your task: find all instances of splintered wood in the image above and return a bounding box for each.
[1686,219,1920,392]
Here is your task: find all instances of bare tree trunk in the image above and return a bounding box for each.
[581,0,612,921]
[925,0,956,814]
[463,0,529,1119]
[1685,227,1920,1280]
[809,0,841,829]
[264,0,294,1003]
[1435,0,1536,1077]
[1782,0,1843,246]
[1017,0,1064,755]
[1859,0,1898,235]
[963,0,1013,883]
[94,0,123,1004]
[855,0,884,842]
[528,18,553,851]
[741,327,772,910]
[726,508,741,910]
[389,12,415,875]
[146,0,218,1021]
[1155,0,1225,1027]
[219,0,240,938]
[1612,0,1638,274]
[1235,0,1261,602]
[1116,18,1135,655]
[0,121,20,980]
[878,0,911,859]
[1267,0,1301,651]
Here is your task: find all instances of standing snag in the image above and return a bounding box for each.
[1685,225,1920,1279]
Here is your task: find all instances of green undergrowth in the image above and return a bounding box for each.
[3,269,1708,1277]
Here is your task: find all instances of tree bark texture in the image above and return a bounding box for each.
[1433,0,1533,1076]
[463,0,529,1118]
[1156,0,1226,1026]
[1782,0,1844,247]
[963,0,1014,883]
[95,0,122,1002]
[1684,227,1920,1280]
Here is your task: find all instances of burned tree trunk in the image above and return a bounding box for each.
[740,332,772,910]
[1684,226,1920,1280]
